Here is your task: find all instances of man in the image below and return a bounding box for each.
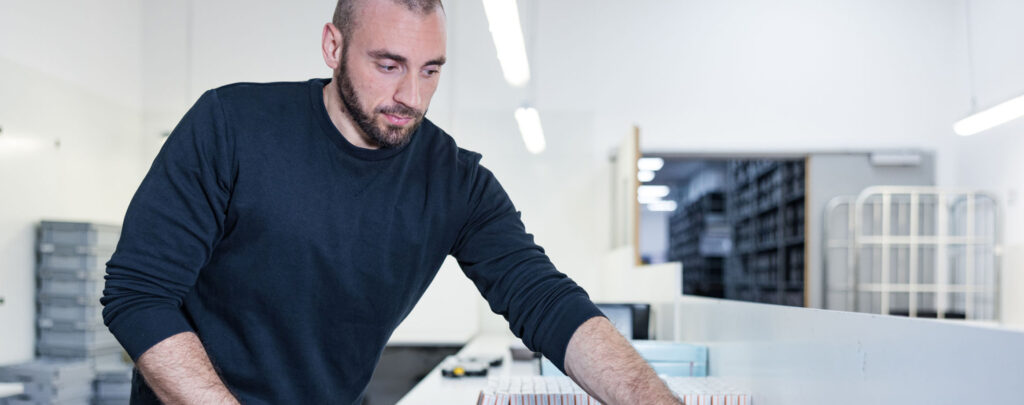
[101,0,681,403]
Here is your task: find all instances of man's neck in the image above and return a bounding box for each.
[322,80,380,150]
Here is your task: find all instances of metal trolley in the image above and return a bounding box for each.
[824,187,1001,320]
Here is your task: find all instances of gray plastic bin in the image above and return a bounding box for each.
[37,279,104,300]
[36,267,104,281]
[38,221,120,249]
[94,381,129,400]
[21,381,93,404]
[37,252,111,273]
[0,360,94,385]
[37,305,104,325]
[36,344,122,359]
[37,329,118,351]
[37,318,104,332]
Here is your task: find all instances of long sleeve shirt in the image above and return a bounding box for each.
[100,78,603,404]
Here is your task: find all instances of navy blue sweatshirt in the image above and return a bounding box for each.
[100,78,603,404]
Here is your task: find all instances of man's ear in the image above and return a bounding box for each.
[321,23,343,70]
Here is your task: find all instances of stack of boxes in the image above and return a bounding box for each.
[36,221,123,363]
[0,221,133,405]
[0,361,95,405]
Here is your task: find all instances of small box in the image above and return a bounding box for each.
[37,252,111,273]
[0,360,94,385]
[37,305,104,325]
[38,221,120,250]
[37,279,104,301]
[37,329,118,350]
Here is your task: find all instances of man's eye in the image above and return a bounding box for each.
[378,64,398,72]
[423,68,440,77]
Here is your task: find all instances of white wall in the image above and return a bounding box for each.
[451,0,972,330]
[948,0,1024,326]
[0,0,147,364]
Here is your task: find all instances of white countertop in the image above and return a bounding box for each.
[397,334,540,404]
[0,383,24,399]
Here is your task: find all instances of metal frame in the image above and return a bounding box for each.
[824,186,1001,320]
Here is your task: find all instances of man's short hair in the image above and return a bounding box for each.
[332,0,445,38]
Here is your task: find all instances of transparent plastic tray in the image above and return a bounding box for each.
[39,221,120,249]
[37,329,118,349]
[21,379,93,403]
[37,304,104,325]
[37,343,122,359]
[37,266,105,281]
[0,360,94,385]
[37,279,104,300]
[37,252,112,272]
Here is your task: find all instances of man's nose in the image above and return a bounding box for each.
[394,73,421,111]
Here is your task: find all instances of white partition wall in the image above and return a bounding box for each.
[673,295,1024,404]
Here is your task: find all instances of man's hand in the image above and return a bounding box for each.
[564,317,683,405]
[135,332,240,405]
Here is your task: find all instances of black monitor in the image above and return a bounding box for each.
[595,303,651,340]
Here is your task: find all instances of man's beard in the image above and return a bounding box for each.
[335,48,425,149]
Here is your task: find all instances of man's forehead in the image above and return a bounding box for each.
[350,0,446,54]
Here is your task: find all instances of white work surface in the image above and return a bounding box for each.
[0,383,24,399]
[397,334,539,404]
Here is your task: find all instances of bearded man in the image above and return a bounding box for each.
[101,0,681,403]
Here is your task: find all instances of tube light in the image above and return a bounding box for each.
[638,170,655,182]
[638,157,664,171]
[481,0,531,86]
[647,200,678,212]
[515,107,545,154]
[954,93,1024,136]
[638,185,670,198]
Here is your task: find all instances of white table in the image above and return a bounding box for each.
[397,334,540,404]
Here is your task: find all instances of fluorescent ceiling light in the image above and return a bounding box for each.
[638,185,670,198]
[515,107,545,154]
[954,93,1024,136]
[638,170,655,182]
[647,200,678,212]
[638,157,664,171]
[482,0,531,87]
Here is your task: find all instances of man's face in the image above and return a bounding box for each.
[336,1,447,149]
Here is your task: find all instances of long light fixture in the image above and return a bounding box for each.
[481,0,531,87]
[515,107,545,154]
[647,200,678,212]
[953,93,1024,136]
[637,157,665,171]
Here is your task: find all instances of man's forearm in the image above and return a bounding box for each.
[136,331,240,405]
[564,317,682,405]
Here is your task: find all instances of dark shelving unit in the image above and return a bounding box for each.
[724,160,806,306]
[669,192,729,298]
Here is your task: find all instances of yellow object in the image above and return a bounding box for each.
[453,367,465,377]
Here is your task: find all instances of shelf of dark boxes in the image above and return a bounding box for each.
[724,160,806,306]
[669,192,728,298]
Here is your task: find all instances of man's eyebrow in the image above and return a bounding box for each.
[368,49,446,67]
[424,56,447,67]
[368,49,407,64]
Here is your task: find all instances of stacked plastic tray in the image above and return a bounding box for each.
[0,360,96,405]
[91,364,131,405]
[35,221,122,363]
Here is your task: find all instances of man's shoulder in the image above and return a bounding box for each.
[418,119,483,169]
[210,79,318,104]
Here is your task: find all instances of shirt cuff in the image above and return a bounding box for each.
[537,293,606,374]
[106,305,195,361]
